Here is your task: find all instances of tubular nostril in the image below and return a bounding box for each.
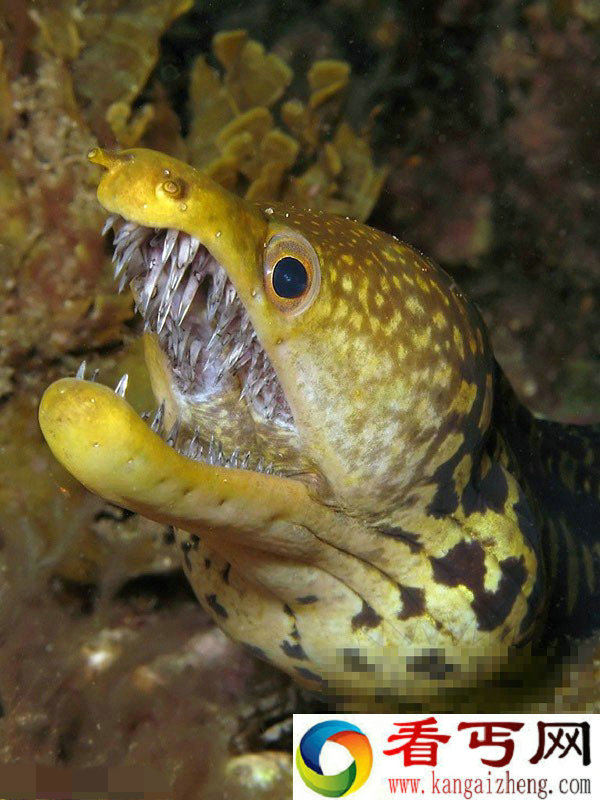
[87,147,125,170]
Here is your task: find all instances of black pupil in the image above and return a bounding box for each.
[272,256,308,299]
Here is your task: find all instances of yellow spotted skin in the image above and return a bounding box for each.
[39,148,600,703]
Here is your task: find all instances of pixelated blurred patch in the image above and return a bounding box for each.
[0,763,171,799]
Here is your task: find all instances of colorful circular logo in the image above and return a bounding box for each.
[296,720,373,797]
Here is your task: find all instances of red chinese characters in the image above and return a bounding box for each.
[383,717,451,766]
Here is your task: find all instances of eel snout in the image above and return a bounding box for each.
[39,377,315,550]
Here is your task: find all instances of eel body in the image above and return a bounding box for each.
[39,148,600,703]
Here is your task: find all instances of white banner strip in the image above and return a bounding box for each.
[293,714,596,800]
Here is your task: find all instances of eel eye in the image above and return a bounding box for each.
[264,232,320,314]
[272,257,308,298]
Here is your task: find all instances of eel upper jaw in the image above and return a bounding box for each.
[101,211,307,478]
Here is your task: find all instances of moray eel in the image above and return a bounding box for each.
[39,148,600,702]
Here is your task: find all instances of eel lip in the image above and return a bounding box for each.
[39,377,307,534]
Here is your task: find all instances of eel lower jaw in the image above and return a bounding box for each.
[38,377,315,548]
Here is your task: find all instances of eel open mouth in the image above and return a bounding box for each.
[107,214,294,429]
[96,214,308,478]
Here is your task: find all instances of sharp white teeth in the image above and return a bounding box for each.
[241,452,251,469]
[207,269,227,321]
[166,420,180,447]
[225,283,237,306]
[91,368,99,382]
[76,360,86,379]
[225,340,245,370]
[108,222,293,428]
[207,436,216,464]
[240,312,251,334]
[141,256,164,315]
[117,270,130,293]
[177,235,191,268]
[117,235,145,277]
[114,373,128,397]
[102,214,119,235]
[141,411,151,420]
[168,252,189,294]
[188,238,201,263]
[114,253,128,279]
[162,229,179,264]
[113,221,137,247]
[156,290,174,335]
[150,402,165,433]
[176,271,202,325]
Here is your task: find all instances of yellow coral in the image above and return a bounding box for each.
[184,30,386,221]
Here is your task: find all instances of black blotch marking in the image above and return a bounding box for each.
[296,594,318,605]
[480,459,509,511]
[291,625,301,641]
[431,540,527,631]
[163,527,175,546]
[375,526,422,553]
[283,604,294,617]
[222,563,231,584]
[205,593,228,619]
[461,459,509,516]
[281,640,309,661]
[94,505,136,523]
[295,667,327,689]
[513,493,546,636]
[190,534,201,549]
[244,644,268,662]
[407,651,456,681]
[428,479,459,518]
[351,601,382,631]
[343,649,376,674]
[204,558,211,569]
[513,492,542,556]
[426,369,491,519]
[398,585,426,620]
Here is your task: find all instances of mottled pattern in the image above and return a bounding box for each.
[39,147,599,705]
[492,367,600,638]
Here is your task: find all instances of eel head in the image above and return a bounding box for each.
[39,148,543,699]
